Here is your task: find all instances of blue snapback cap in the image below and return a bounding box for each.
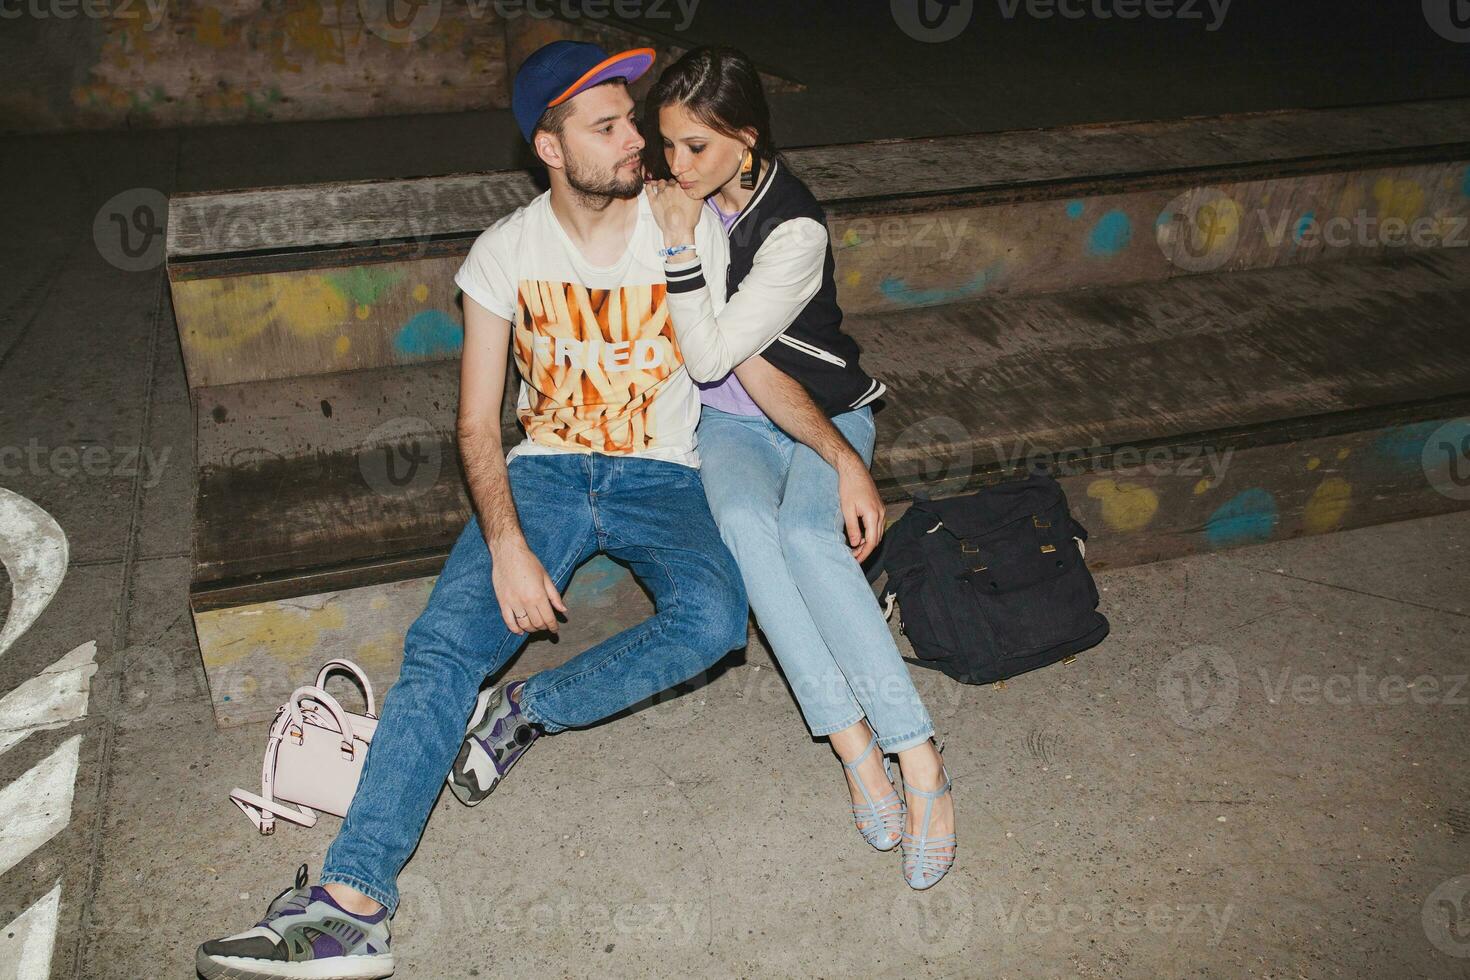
[513,41,656,143]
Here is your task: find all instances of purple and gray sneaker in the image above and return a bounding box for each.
[196,864,393,980]
[447,680,540,807]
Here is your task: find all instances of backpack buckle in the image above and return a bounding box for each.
[961,543,980,553]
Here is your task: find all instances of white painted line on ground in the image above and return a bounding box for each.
[0,734,81,879]
[0,879,61,980]
[0,489,69,661]
[0,640,97,756]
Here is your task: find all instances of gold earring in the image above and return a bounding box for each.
[739,149,757,190]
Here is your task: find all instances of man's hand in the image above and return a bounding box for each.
[490,537,567,636]
[836,454,886,563]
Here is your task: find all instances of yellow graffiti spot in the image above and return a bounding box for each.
[1193,478,1211,495]
[1372,177,1424,224]
[845,270,863,287]
[178,273,350,353]
[356,303,372,320]
[1086,479,1159,532]
[842,228,861,247]
[1306,457,1320,470]
[334,335,351,357]
[353,632,403,676]
[1304,477,1351,535]
[1335,447,1350,461]
[196,600,347,669]
[413,283,430,303]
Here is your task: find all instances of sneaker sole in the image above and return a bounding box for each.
[196,949,395,980]
[446,687,535,807]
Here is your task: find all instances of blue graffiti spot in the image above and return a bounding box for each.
[1205,489,1278,548]
[1065,200,1085,220]
[879,261,1005,307]
[393,310,463,357]
[1373,421,1441,470]
[1292,211,1316,247]
[1087,210,1133,257]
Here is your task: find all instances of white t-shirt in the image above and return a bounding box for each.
[454,189,728,468]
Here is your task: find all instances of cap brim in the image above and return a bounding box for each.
[546,47,656,108]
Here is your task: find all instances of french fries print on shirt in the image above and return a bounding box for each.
[514,279,684,454]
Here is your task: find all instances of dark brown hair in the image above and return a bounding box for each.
[642,46,778,180]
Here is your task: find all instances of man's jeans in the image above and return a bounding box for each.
[320,452,749,914]
[697,405,934,754]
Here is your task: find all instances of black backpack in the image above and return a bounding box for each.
[882,473,1109,684]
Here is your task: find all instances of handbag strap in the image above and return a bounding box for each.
[313,658,377,717]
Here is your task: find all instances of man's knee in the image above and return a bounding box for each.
[673,550,749,653]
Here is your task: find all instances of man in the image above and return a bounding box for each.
[196,41,884,980]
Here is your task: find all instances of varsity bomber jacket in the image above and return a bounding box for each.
[662,157,887,416]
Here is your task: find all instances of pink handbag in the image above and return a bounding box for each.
[230,659,379,835]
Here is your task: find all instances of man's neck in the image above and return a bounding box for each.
[549,184,641,263]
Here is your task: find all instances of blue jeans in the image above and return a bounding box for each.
[697,405,934,754]
[321,453,748,913]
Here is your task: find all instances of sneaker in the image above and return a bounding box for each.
[196,864,394,980]
[447,680,540,806]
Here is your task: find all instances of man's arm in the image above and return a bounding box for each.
[458,296,567,635]
[732,355,886,563]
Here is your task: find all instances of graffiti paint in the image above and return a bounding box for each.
[393,309,464,358]
[1087,479,1159,532]
[1303,477,1352,534]
[1205,488,1278,548]
[1087,210,1133,257]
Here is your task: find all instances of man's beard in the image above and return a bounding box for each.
[565,152,643,210]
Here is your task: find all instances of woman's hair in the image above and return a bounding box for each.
[642,46,778,180]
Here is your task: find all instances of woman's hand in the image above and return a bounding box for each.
[646,178,702,248]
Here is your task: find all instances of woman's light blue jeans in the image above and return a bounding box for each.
[697,404,934,753]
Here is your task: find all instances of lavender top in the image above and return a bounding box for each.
[694,199,766,417]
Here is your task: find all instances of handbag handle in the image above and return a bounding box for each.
[287,685,359,759]
[312,658,377,717]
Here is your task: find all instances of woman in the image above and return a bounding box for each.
[643,46,956,889]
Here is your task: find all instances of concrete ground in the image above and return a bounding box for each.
[3,3,1470,978]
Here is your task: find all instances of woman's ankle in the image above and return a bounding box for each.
[896,741,944,785]
[828,718,875,763]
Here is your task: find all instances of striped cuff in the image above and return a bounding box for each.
[665,260,706,294]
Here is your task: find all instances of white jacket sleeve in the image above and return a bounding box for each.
[664,216,828,384]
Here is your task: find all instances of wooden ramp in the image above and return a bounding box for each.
[167,98,1470,725]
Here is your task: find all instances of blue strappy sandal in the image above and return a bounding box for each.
[900,744,956,890]
[840,733,906,851]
